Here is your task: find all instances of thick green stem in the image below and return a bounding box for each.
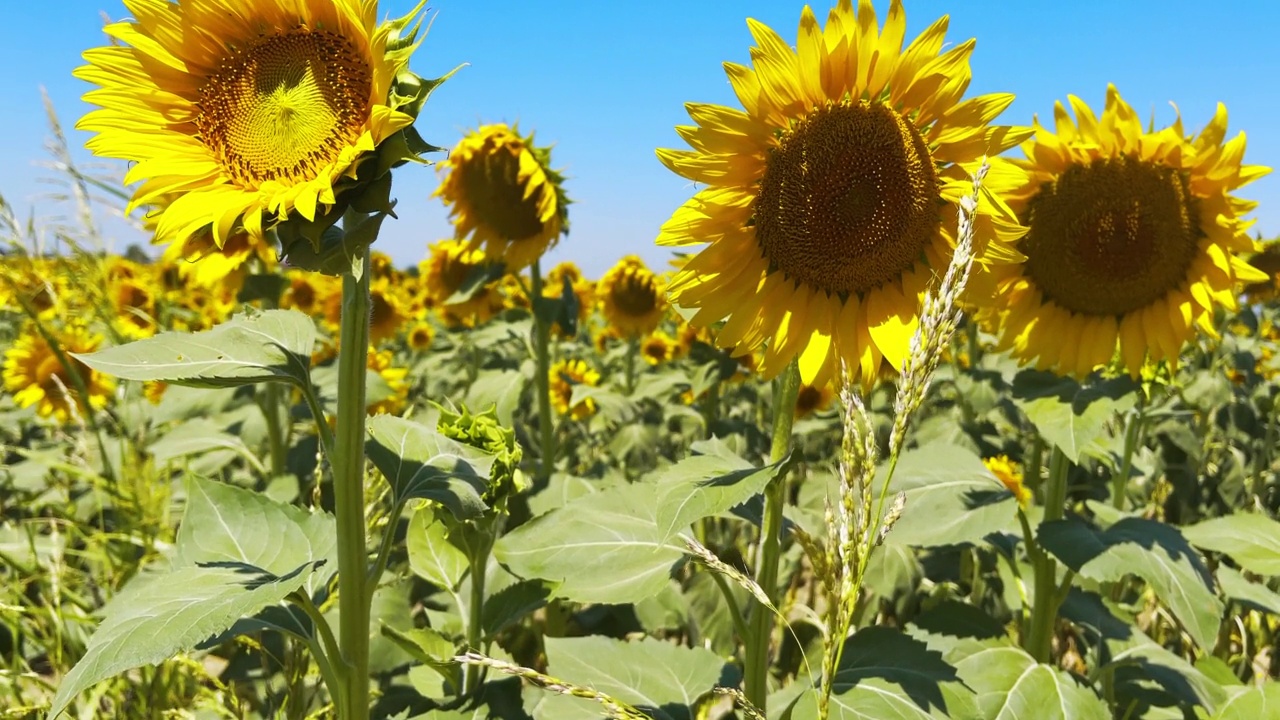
[1025,446,1070,663]
[333,247,372,720]
[743,360,801,711]
[462,526,496,697]
[625,336,638,395]
[529,260,555,482]
[261,383,287,478]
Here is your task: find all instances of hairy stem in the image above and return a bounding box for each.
[1025,446,1070,663]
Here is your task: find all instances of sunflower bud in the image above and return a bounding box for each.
[435,403,526,512]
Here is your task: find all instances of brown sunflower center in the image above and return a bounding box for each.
[197,30,372,187]
[795,385,825,415]
[611,273,658,317]
[754,101,941,296]
[1021,156,1200,316]
[460,147,545,241]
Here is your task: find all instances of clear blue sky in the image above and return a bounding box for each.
[1,0,1277,277]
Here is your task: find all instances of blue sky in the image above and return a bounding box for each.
[1,0,1277,277]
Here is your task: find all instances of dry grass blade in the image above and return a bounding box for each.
[453,652,652,719]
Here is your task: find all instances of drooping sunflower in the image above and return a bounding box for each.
[656,0,1029,389]
[549,359,600,420]
[979,86,1270,378]
[435,124,570,271]
[76,0,432,254]
[599,255,666,338]
[3,323,116,422]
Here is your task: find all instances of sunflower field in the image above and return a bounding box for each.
[3,1,1280,719]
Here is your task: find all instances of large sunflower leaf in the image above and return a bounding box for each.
[48,477,335,719]
[1010,371,1138,462]
[1038,516,1222,649]
[494,482,682,604]
[72,309,315,388]
[883,444,1021,547]
[946,639,1109,720]
[1210,682,1280,719]
[653,436,791,542]
[528,636,729,720]
[1182,512,1280,576]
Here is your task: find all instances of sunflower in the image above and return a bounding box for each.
[655,0,1029,389]
[435,124,570,271]
[640,331,679,366]
[421,239,502,328]
[599,255,666,338]
[76,0,433,255]
[108,275,159,340]
[794,382,835,418]
[983,455,1030,507]
[407,321,435,351]
[1242,237,1280,303]
[3,323,115,422]
[979,86,1271,378]
[545,261,595,321]
[549,359,600,420]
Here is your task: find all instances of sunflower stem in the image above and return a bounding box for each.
[333,244,372,720]
[1025,446,1070,663]
[1111,398,1146,511]
[625,336,638,395]
[530,259,556,482]
[744,359,801,711]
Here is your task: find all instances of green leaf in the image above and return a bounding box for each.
[407,507,467,591]
[1217,566,1280,615]
[1105,626,1228,712]
[465,369,526,426]
[1011,371,1138,462]
[538,635,729,720]
[1210,682,1280,719]
[831,627,963,716]
[946,639,1109,720]
[495,483,683,604]
[1038,516,1222,649]
[1182,512,1280,576]
[48,478,336,719]
[146,418,262,473]
[654,437,791,541]
[482,579,554,638]
[365,414,494,519]
[72,309,315,388]
[885,444,1020,547]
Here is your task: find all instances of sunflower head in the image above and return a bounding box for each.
[983,455,1030,507]
[655,0,1030,390]
[599,255,666,338]
[422,239,502,328]
[549,359,600,420]
[979,86,1271,378]
[1242,237,1280,303]
[109,275,158,340]
[641,331,679,366]
[77,0,456,275]
[407,322,435,351]
[434,123,570,271]
[3,322,115,422]
[794,383,835,418]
